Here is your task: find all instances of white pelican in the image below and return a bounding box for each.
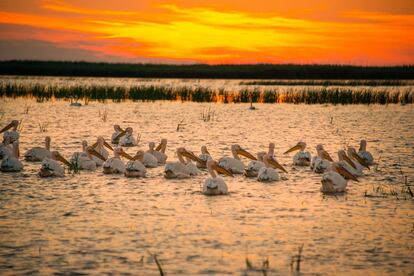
[119,127,138,147]
[24,136,52,161]
[0,135,12,160]
[103,147,133,174]
[321,162,359,194]
[125,150,147,177]
[337,150,360,177]
[153,138,168,164]
[347,147,370,173]
[0,120,20,143]
[196,145,212,169]
[164,147,201,179]
[91,136,112,166]
[202,159,234,196]
[245,143,287,177]
[218,144,257,174]
[141,142,158,168]
[311,144,333,173]
[111,125,124,144]
[39,151,71,177]
[70,141,107,170]
[284,142,311,166]
[1,141,23,172]
[257,154,287,182]
[358,140,374,165]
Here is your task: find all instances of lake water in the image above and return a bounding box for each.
[0,87,414,274]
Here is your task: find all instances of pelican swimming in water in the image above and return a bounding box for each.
[153,138,168,164]
[321,162,359,194]
[119,127,139,147]
[24,136,52,161]
[140,142,159,168]
[111,125,124,144]
[337,150,360,177]
[1,141,23,172]
[125,150,147,178]
[164,147,201,179]
[70,141,107,170]
[202,159,234,196]
[257,154,287,182]
[219,144,257,174]
[284,142,311,166]
[0,135,12,160]
[311,144,333,173]
[91,136,112,166]
[358,140,374,165]
[103,147,133,174]
[347,147,370,175]
[196,145,212,169]
[245,143,286,177]
[39,151,71,177]
[0,120,20,143]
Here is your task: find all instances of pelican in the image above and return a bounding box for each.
[39,151,71,177]
[164,148,201,179]
[125,150,147,177]
[245,143,285,177]
[257,154,287,182]
[111,125,124,144]
[202,159,234,196]
[103,147,133,174]
[337,150,360,177]
[311,144,333,173]
[347,147,370,174]
[92,136,112,166]
[284,142,311,166]
[1,141,23,172]
[196,145,212,169]
[119,127,138,147]
[153,138,168,164]
[321,162,359,194]
[0,135,12,160]
[24,136,52,161]
[358,140,374,165]
[218,144,257,174]
[0,120,20,143]
[141,142,158,168]
[70,141,107,170]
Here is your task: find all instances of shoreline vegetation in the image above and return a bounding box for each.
[1,61,414,79]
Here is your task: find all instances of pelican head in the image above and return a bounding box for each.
[87,146,106,161]
[125,127,133,135]
[0,120,19,133]
[81,140,88,150]
[338,150,357,169]
[332,162,359,182]
[316,144,324,151]
[177,147,203,163]
[133,150,145,161]
[256,152,266,162]
[155,139,167,151]
[51,151,71,166]
[359,139,367,151]
[347,147,370,169]
[284,142,306,154]
[96,136,113,151]
[114,124,122,132]
[207,159,234,179]
[263,154,288,173]
[115,147,133,160]
[231,144,256,160]
[149,142,155,150]
[201,145,210,155]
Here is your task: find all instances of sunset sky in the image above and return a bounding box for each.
[0,0,413,65]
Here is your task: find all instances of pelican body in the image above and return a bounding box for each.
[125,151,147,177]
[70,141,106,170]
[119,127,138,147]
[245,143,276,177]
[203,160,234,196]
[311,144,333,174]
[338,150,361,177]
[39,151,71,177]
[152,139,168,164]
[24,136,52,161]
[196,145,212,169]
[219,144,256,174]
[321,162,359,194]
[111,125,124,144]
[103,147,132,174]
[257,154,287,182]
[1,141,23,172]
[0,136,12,160]
[284,142,311,166]
[0,120,20,143]
[358,140,374,165]
[164,148,201,179]
[92,136,112,166]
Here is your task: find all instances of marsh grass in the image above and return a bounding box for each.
[99,109,108,122]
[201,107,215,122]
[147,251,164,276]
[38,122,48,133]
[245,256,270,276]
[240,80,413,86]
[290,244,304,272]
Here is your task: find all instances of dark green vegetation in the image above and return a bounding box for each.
[1,82,413,104]
[241,80,413,86]
[1,61,414,79]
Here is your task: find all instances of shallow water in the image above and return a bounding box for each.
[0,98,414,275]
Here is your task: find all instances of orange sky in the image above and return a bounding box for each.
[0,0,413,64]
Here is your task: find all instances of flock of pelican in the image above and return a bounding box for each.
[0,120,374,196]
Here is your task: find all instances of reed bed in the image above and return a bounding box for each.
[240,80,413,86]
[0,82,413,105]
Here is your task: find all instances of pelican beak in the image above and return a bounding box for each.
[212,163,234,177]
[321,151,334,162]
[120,150,133,160]
[155,142,162,151]
[284,143,301,154]
[87,147,106,161]
[337,166,359,182]
[343,155,357,169]
[268,158,288,173]
[181,150,204,163]
[104,141,113,151]
[115,131,126,141]
[0,122,14,133]
[237,148,257,160]
[91,141,98,148]
[352,152,370,170]
[205,149,210,155]
[56,153,71,167]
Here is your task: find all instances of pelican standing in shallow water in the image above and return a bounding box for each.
[284,142,311,166]
[1,141,23,172]
[321,162,359,194]
[219,144,257,174]
[257,154,287,182]
[24,136,52,161]
[92,136,112,166]
[202,159,234,196]
[311,144,333,173]
[103,147,133,174]
[358,140,374,165]
[0,120,20,143]
[39,151,71,177]
[119,127,139,147]
[164,147,201,179]
[196,145,212,169]
[0,136,12,160]
[153,138,168,164]
[125,150,147,177]
[70,140,107,170]
[111,125,124,144]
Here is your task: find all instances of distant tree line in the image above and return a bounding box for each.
[0,60,413,79]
